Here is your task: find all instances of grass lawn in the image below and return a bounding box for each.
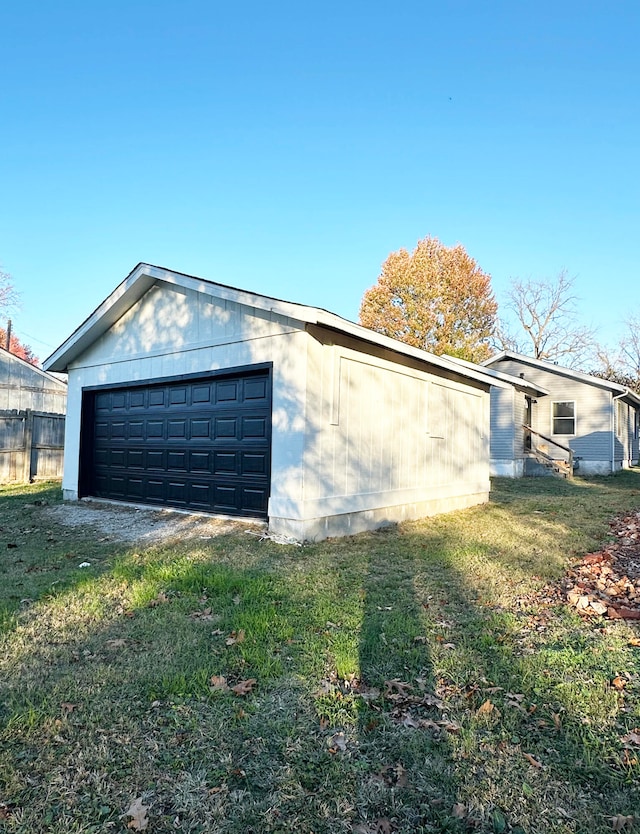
[1,474,640,834]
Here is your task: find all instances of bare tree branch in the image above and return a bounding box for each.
[495,270,597,369]
[0,268,19,313]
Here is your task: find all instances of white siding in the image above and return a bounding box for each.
[62,280,492,540]
[267,336,490,536]
[63,283,310,514]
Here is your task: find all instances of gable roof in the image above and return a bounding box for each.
[485,350,640,407]
[43,263,499,389]
[444,354,548,397]
[0,346,67,389]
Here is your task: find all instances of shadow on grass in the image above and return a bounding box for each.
[2,475,640,833]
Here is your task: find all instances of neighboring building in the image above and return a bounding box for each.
[483,351,640,476]
[0,347,67,413]
[0,348,67,481]
[43,263,499,540]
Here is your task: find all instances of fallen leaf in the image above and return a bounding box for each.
[384,679,412,697]
[190,607,215,621]
[393,764,408,788]
[209,675,229,691]
[477,699,498,717]
[552,712,562,731]
[149,592,168,607]
[612,676,628,691]
[123,796,149,831]
[226,629,246,646]
[452,802,466,819]
[60,702,76,715]
[328,731,347,752]
[523,752,543,769]
[230,678,256,696]
[610,815,634,831]
[620,730,640,746]
[628,637,640,647]
[375,819,393,834]
[106,639,127,649]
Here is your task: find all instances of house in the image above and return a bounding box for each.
[43,263,500,540]
[0,347,67,481]
[482,350,640,476]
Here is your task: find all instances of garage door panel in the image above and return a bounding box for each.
[147,449,165,469]
[147,420,164,438]
[244,378,267,400]
[110,449,126,467]
[242,417,267,438]
[213,451,238,474]
[84,370,271,518]
[128,449,144,468]
[167,450,187,470]
[242,486,269,511]
[216,381,239,403]
[242,452,268,476]
[215,417,237,438]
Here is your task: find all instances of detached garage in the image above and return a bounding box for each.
[44,263,496,541]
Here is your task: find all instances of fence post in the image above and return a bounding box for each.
[22,409,34,482]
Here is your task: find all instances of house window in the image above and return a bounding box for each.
[552,401,575,435]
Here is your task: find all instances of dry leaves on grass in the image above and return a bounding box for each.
[122,797,149,831]
[148,591,168,608]
[452,803,466,819]
[190,607,216,621]
[610,815,635,831]
[327,731,347,753]
[230,678,256,696]
[564,511,640,620]
[477,699,500,718]
[225,629,245,646]
[209,675,229,692]
[373,763,408,789]
[620,730,640,746]
[523,752,543,769]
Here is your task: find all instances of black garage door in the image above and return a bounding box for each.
[80,367,271,518]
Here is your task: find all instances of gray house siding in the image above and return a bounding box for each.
[487,355,639,475]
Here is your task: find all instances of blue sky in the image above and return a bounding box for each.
[0,1,637,363]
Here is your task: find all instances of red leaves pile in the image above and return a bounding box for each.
[563,511,640,620]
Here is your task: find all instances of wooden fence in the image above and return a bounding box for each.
[0,409,65,482]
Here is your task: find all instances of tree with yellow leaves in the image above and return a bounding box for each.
[359,235,497,362]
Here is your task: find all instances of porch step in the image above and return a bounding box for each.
[524,454,572,479]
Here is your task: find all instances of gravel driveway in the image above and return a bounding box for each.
[45,499,266,544]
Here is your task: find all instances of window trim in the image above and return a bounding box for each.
[551,400,576,436]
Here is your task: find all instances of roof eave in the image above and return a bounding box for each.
[43,263,499,390]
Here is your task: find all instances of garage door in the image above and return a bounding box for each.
[80,368,271,518]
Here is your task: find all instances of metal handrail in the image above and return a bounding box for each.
[522,425,574,475]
